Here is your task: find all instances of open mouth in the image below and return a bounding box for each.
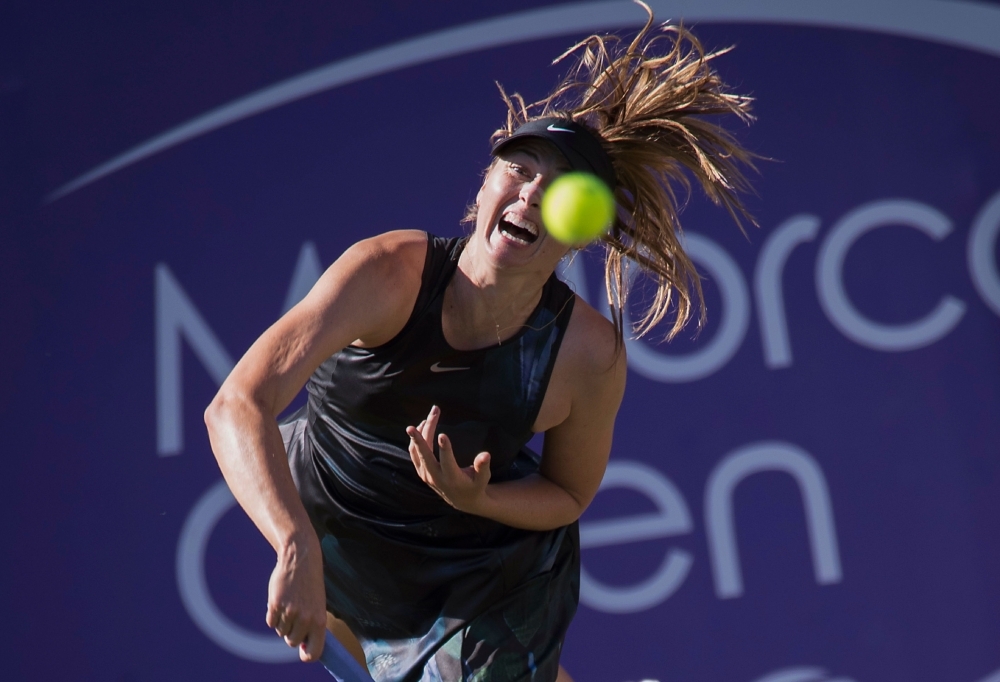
[497,213,539,245]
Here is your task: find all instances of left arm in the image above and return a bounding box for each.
[407,311,627,530]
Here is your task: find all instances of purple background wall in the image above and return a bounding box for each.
[2,2,999,681]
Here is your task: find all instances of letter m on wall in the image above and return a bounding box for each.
[155,264,234,456]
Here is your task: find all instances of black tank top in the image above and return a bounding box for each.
[300,233,576,523]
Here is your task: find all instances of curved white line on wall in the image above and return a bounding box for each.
[48,0,1000,202]
[978,667,1000,682]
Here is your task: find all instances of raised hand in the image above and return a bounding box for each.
[406,405,491,513]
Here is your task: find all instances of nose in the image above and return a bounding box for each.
[519,174,546,207]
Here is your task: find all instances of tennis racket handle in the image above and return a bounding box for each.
[320,630,374,682]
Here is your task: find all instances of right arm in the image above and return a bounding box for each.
[203,230,426,662]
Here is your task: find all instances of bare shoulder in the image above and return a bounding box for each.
[357,228,428,259]
[553,295,627,415]
[310,230,425,304]
[560,295,626,380]
[296,229,428,347]
[336,229,427,283]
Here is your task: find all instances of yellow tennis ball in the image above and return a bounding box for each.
[541,172,615,246]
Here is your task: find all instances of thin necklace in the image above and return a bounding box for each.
[482,286,576,343]
[484,302,503,347]
[491,312,503,346]
[466,265,538,347]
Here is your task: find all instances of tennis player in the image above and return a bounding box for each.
[206,9,755,681]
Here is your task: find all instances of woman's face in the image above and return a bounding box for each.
[473,140,573,272]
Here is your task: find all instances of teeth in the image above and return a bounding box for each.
[503,213,538,236]
[500,228,531,245]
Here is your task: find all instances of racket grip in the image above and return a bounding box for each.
[320,630,374,682]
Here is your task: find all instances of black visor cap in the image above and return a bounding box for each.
[491,117,617,191]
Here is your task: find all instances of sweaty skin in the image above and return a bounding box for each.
[204,143,626,677]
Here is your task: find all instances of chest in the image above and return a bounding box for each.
[318,318,560,470]
[439,281,545,352]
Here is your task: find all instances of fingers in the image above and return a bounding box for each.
[439,435,490,485]
[408,405,440,460]
[267,604,308,639]
[408,419,427,473]
[299,623,326,663]
[473,451,492,485]
[407,407,495,513]
[438,434,475,489]
[436,433,466,485]
[406,424,441,480]
[284,613,311,649]
[268,603,326,660]
[422,405,440,445]
[268,602,297,639]
[407,408,453,503]
[266,602,281,630]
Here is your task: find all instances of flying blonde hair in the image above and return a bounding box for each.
[488,2,757,342]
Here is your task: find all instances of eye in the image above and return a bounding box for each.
[508,162,532,179]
